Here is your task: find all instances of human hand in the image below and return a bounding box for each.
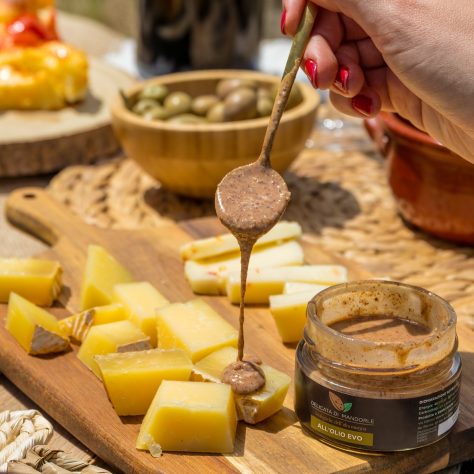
[281,0,474,162]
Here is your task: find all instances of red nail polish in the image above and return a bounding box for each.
[280,8,287,35]
[352,95,372,116]
[304,58,318,88]
[334,66,350,92]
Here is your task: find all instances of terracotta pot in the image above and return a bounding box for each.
[365,113,474,244]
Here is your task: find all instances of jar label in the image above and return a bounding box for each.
[295,370,461,451]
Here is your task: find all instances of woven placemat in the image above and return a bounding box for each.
[48,132,474,325]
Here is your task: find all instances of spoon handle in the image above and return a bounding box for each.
[258,3,318,166]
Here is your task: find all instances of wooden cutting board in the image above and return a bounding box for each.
[1,188,473,474]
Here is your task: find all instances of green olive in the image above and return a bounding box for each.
[167,113,207,124]
[164,91,192,116]
[257,97,273,117]
[216,78,258,99]
[223,87,257,121]
[142,105,170,121]
[257,86,273,101]
[191,95,219,116]
[140,84,169,102]
[206,102,226,123]
[132,98,159,115]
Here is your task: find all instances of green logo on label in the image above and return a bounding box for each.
[329,392,352,413]
[343,402,352,413]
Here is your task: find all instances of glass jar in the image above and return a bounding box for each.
[295,280,461,453]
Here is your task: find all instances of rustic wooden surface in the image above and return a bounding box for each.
[0,187,472,474]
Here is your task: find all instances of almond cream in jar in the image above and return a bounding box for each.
[295,280,461,453]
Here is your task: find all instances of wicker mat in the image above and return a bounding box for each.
[48,138,474,326]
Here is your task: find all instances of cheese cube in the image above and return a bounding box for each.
[58,303,126,343]
[95,349,192,416]
[270,289,327,342]
[80,245,134,310]
[5,293,69,355]
[113,282,169,347]
[226,265,347,304]
[185,240,304,295]
[180,221,302,261]
[0,258,62,306]
[78,320,151,376]
[156,299,237,362]
[192,347,291,424]
[137,381,237,453]
[283,282,329,294]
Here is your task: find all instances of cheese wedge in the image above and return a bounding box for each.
[156,299,237,362]
[58,303,126,343]
[95,349,193,416]
[180,221,302,261]
[283,282,329,295]
[137,380,237,453]
[185,240,304,295]
[0,258,61,306]
[192,347,291,424]
[80,245,134,311]
[113,282,169,347]
[78,320,151,377]
[5,293,69,355]
[270,289,328,343]
[226,265,347,304]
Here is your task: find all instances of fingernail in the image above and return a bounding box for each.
[304,58,318,88]
[352,95,373,116]
[334,66,350,93]
[280,8,287,35]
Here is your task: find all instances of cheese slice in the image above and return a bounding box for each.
[95,349,192,416]
[184,240,304,295]
[0,258,62,306]
[80,245,134,311]
[5,293,69,355]
[78,320,151,377]
[270,289,327,343]
[113,281,169,347]
[137,380,237,453]
[58,303,126,343]
[180,221,302,261]
[192,347,291,424]
[226,265,347,304]
[283,282,329,295]
[156,299,237,362]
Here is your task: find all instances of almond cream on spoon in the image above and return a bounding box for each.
[215,4,318,395]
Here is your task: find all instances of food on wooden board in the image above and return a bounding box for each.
[113,281,169,347]
[58,303,126,343]
[270,288,327,343]
[156,299,238,363]
[283,281,329,294]
[192,347,291,424]
[136,381,237,454]
[95,349,192,416]
[184,240,304,295]
[0,257,61,306]
[80,245,134,311]
[77,320,151,377]
[226,265,347,304]
[180,221,302,261]
[5,292,69,355]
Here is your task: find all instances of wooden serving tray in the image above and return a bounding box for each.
[0,188,473,474]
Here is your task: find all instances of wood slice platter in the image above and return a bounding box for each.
[0,58,134,177]
[0,188,473,474]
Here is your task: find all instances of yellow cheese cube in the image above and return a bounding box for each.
[58,303,126,342]
[180,221,302,261]
[77,320,151,377]
[5,293,69,355]
[156,299,237,362]
[113,282,169,347]
[192,347,291,424]
[95,349,192,416]
[137,381,237,453]
[0,258,61,306]
[184,240,304,295]
[226,265,347,304]
[80,245,134,310]
[283,282,329,294]
[270,289,327,342]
